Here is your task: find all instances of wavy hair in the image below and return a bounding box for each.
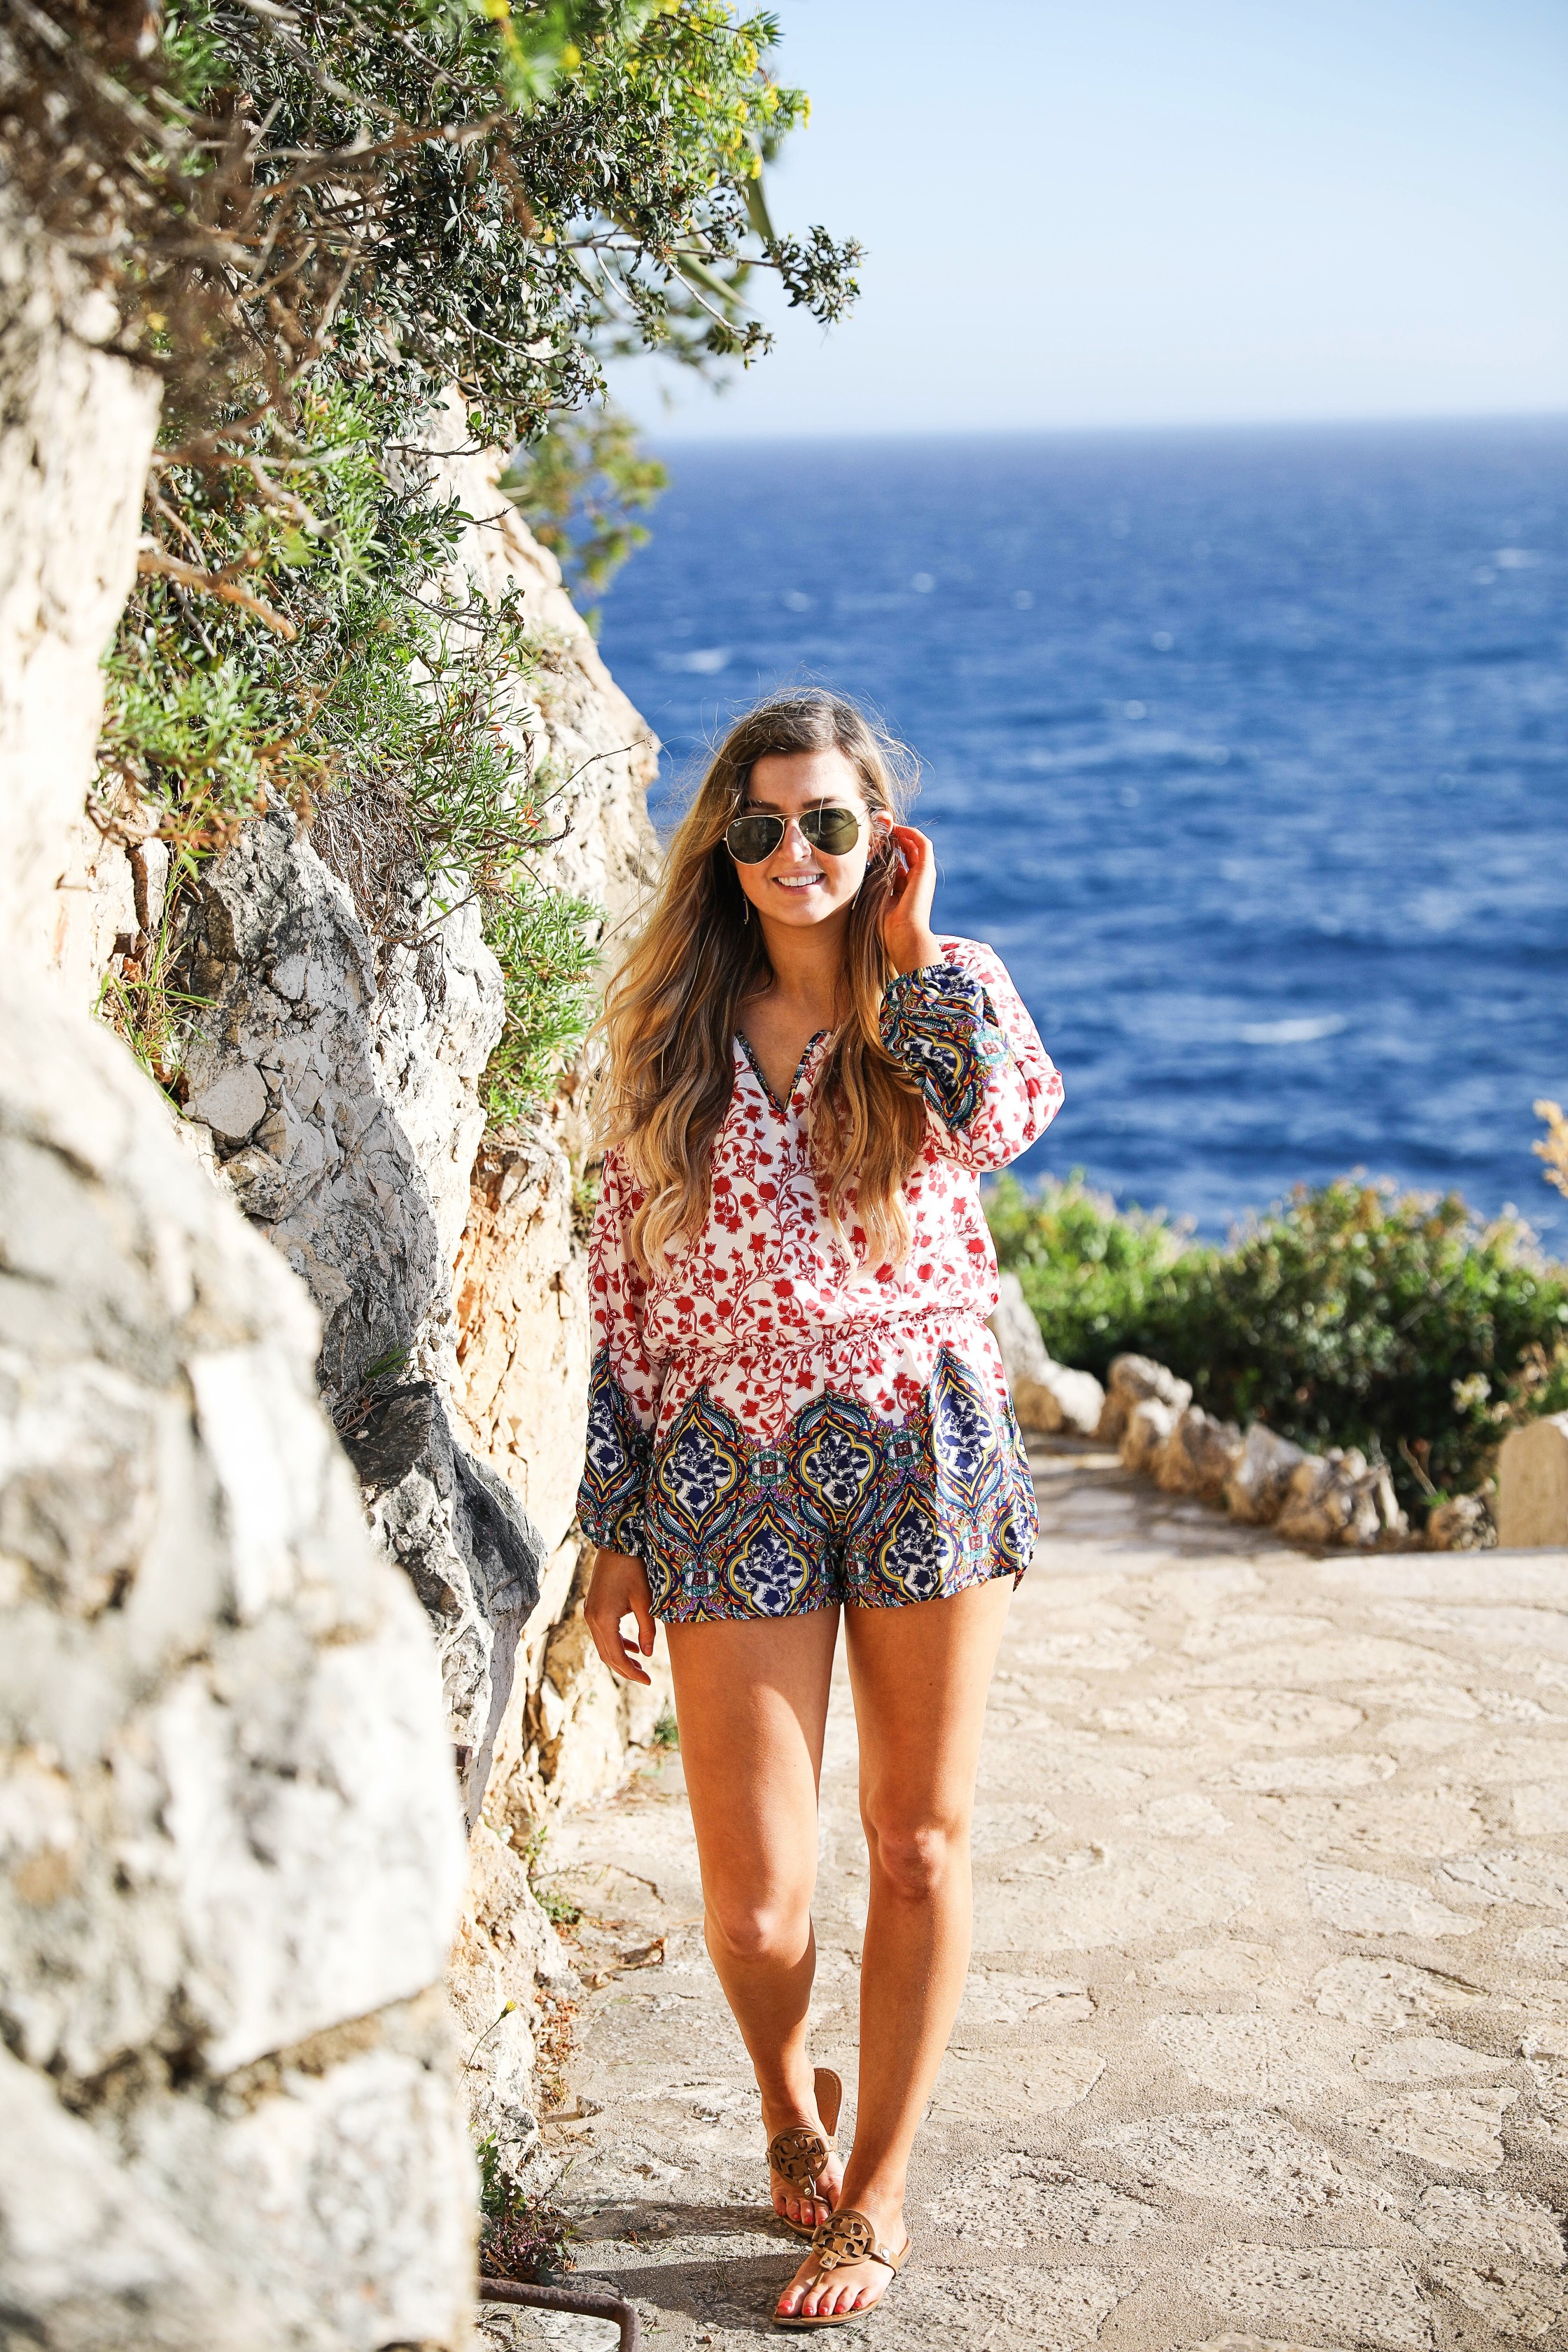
[598,689,929,1271]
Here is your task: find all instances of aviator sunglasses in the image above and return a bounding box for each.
[724,802,868,864]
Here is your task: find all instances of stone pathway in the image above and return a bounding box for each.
[485,1436,1568,2351]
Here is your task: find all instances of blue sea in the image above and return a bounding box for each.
[596,421,1568,1245]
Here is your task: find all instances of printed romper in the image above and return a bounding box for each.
[575,937,1064,1621]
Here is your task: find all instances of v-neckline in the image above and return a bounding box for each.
[735,1028,829,1117]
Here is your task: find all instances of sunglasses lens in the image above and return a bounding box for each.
[725,814,784,863]
[802,806,862,855]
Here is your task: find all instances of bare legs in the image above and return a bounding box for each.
[666,1574,1014,2320]
[666,1609,843,2232]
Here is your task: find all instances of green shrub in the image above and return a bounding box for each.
[985,1172,1196,1374]
[25,1,858,1119]
[988,1172,1568,1506]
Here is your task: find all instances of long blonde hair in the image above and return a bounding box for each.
[600,690,930,1271]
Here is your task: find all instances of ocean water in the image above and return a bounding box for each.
[596,421,1568,1243]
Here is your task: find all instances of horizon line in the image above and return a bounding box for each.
[635,407,1568,450]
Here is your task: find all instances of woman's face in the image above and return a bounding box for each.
[728,747,888,932]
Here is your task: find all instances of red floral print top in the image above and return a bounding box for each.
[578,936,1063,1555]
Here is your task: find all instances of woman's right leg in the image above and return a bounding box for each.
[665,1606,842,2230]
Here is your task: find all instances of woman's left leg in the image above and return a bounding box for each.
[774,1573,1014,2323]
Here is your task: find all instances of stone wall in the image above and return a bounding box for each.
[0,203,475,2349]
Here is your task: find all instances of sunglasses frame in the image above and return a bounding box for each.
[723,802,871,864]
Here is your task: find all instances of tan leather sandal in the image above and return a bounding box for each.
[766,2066,844,2239]
[772,2207,911,2330]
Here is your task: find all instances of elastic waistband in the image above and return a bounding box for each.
[662,1308,992,1365]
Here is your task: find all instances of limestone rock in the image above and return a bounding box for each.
[1275,1450,1404,1549]
[1427,1493,1495,1551]
[351,1381,545,1830]
[0,973,472,2349]
[1016,1361,1107,1439]
[420,393,659,939]
[1224,1424,1308,1525]
[1098,1352,1192,1443]
[173,815,547,1826]
[531,1606,673,1814]
[990,1270,1054,1386]
[1154,1406,1245,1502]
[0,2041,247,2352]
[988,1275,1105,1436]
[0,190,160,976]
[177,807,501,1406]
[449,1823,580,2195]
[1497,1413,1568,1548]
[1121,1395,1181,1475]
[455,1125,592,1551]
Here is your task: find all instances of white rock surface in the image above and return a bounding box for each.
[1224,1423,1309,1525]
[1120,1393,1181,1474]
[1098,1352,1193,1444]
[420,391,660,939]
[506,1432,1568,2352]
[988,1273,1106,1436]
[179,808,502,1405]
[0,191,160,979]
[0,974,472,2349]
[1428,1492,1496,1550]
[1153,1405,1245,1502]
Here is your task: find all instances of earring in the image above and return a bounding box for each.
[742,895,750,925]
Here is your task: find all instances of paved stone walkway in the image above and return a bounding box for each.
[486,1436,1568,2351]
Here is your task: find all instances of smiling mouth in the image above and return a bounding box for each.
[774,872,825,890]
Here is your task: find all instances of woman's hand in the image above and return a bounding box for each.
[584,1547,656,1686]
[879,824,941,975]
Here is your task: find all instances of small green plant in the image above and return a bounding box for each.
[1537,1100,1568,1200]
[519,1823,583,1930]
[533,1880,584,1931]
[475,2133,574,2283]
[482,885,604,1126]
[99,384,603,1111]
[652,1704,680,1750]
[94,902,209,1086]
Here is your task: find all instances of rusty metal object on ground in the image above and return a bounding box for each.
[480,2274,641,2349]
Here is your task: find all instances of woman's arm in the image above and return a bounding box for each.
[877,831,1062,1172]
[577,1151,664,1680]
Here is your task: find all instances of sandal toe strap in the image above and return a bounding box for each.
[768,2126,834,2190]
[810,2209,903,2274]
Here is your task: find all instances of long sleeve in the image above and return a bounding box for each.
[879,937,1063,1172]
[576,1148,666,1554]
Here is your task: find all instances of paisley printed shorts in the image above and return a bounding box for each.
[638,1347,1038,1623]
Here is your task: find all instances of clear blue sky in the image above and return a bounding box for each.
[613,0,1568,438]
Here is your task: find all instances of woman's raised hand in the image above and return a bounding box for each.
[878,825,941,976]
[584,1548,656,1685]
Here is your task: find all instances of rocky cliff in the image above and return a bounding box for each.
[1,203,475,2350]
[20,326,671,2227]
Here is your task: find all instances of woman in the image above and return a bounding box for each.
[578,690,1061,2329]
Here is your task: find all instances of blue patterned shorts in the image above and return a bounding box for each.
[639,1348,1037,1623]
